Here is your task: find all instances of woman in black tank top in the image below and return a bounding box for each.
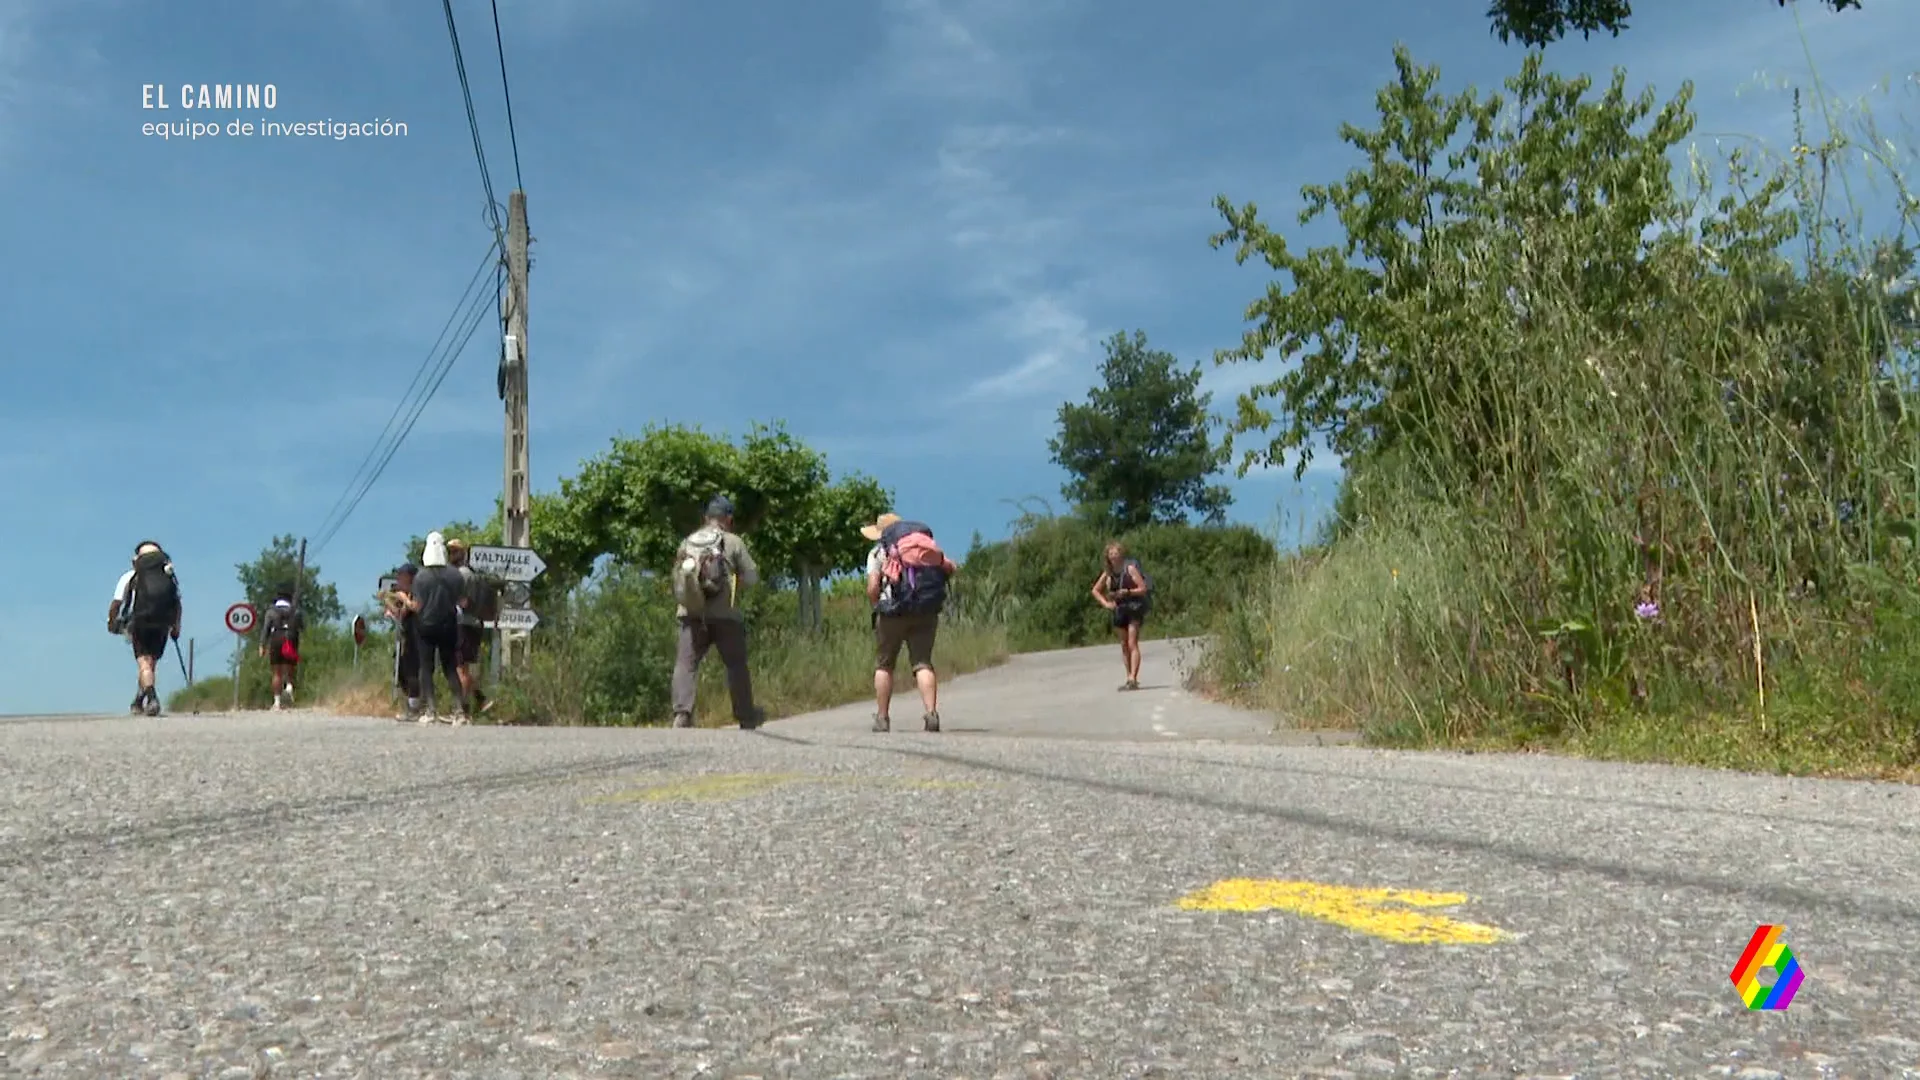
[1091,541,1148,690]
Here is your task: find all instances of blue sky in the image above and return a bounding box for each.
[2,0,1915,714]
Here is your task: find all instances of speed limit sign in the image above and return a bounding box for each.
[224,602,257,635]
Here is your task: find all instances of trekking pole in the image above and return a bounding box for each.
[175,645,190,685]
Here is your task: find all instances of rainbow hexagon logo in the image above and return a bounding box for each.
[1730,924,1803,1010]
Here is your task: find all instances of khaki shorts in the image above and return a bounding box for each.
[875,612,938,672]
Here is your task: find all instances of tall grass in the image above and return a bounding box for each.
[1205,74,1920,775]
[491,566,1010,726]
[168,622,393,714]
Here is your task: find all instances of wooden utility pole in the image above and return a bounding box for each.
[499,190,532,671]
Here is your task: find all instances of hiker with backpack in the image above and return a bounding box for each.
[405,532,472,724]
[259,588,303,710]
[863,515,957,733]
[108,540,182,717]
[1092,541,1151,690]
[669,495,766,729]
[445,538,491,716]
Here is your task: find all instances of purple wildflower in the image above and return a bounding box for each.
[1634,601,1660,620]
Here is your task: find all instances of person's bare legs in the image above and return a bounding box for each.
[1124,622,1143,683]
[136,655,157,697]
[914,665,938,714]
[874,666,893,719]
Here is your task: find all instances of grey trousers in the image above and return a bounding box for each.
[671,616,756,720]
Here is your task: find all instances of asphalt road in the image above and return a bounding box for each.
[4,642,1918,1077]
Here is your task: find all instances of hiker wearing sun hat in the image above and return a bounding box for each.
[860,512,953,733]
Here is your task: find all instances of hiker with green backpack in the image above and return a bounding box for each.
[668,495,766,729]
[108,540,183,717]
[1092,540,1151,691]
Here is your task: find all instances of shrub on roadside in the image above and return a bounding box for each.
[488,566,1011,726]
[1196,62,1920,777]
[962,513,1277,651]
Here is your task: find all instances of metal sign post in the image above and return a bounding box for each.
[224,602,256,712]
[468,545,546,682]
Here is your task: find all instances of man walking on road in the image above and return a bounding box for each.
[668,495,765,730]
[407,533,471,724]
[259,589,303,710]
[445,538,490,716]
[108,540,182,717]
[864,515,955,733]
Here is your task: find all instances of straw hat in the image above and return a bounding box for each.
[859,513,902,541]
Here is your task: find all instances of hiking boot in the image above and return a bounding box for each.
[872,713,890,733]
[144,694,162,718]
[130,691,145,715]
[922,711,940,733]
[419,709,438,725]
[671,713,694,728]
[738,707,766,731]
[449,712,470,727]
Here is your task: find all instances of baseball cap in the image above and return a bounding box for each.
[860,513,902,541]
[394,563,417,575]
[706,495,735,517]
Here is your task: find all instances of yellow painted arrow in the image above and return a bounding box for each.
[1174,878,1507,945]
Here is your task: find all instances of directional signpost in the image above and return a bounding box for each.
[468,545,546,680]
[225,603,256,712]
[467,545,546,581]
[493,608,540,631]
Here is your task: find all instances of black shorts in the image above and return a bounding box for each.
[876,612,938,672]
[130,625,170,660]
[458,624,482,665]
[1112,601,1148,629]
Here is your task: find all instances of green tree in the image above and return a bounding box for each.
[236,534,343,624]
[558,423,888,581]
[1048,330,1232,530]
[1487,0,1860,47]
[1208,48,1730,483]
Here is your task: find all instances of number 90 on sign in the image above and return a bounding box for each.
[225,603,257,635]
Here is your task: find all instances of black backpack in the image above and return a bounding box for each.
[878,521,948,616]
[468,571,502,622]
[126,549,180,629]
[263,604,300,643]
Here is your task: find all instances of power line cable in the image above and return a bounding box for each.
[442,0,504,242]
[312,284,497,555]
[310,283,497,556]
[488,0,524,191]
[308,244,501,554]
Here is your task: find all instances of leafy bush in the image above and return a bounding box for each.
[489,568,1010,726]
[1199,51,1920,775]
[963,512,1278,650]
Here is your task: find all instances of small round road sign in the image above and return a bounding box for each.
[352,615,368,646]
[224,602,257,635]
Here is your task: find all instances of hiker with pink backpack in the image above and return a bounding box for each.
[861,513,957,733]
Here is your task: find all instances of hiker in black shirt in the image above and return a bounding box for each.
[406,532,470,723]
[108,541,182,717]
